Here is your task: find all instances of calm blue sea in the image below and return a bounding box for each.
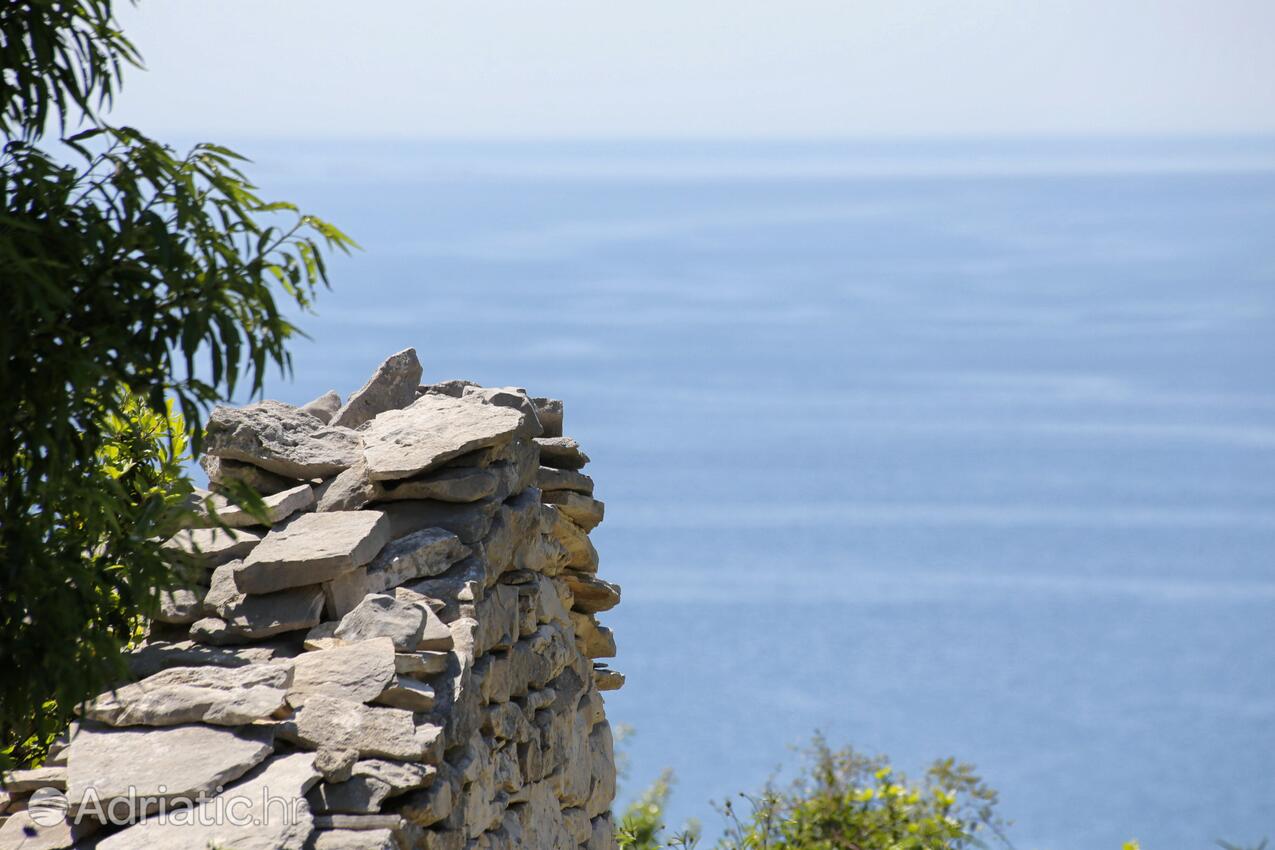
[234,139,1275,849]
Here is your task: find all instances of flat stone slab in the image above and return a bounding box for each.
[334,594,426,652]
[361,394,528,482]
[200,455,299,496]
[533,436,590,470]
[154,587,203,624]
[288,638,397,706]
[371,465,499,504]
[204,561,325,639]
[332,348,423,429]
[289,695,443,762]
[541,490,604,531]
[365,528,468,593]
[205,399,364,479]
[563,572,621,614]
[162,527,262,569]
[237,511,390,594]
[313,829,398,850]
[66,723,274,814]
[535,466,594,495]
[380,499,500,544]
[126,640,298,678]
[302,389,342,424]
[96,752,318,850]
[199,483,315,529]
[83,664,291,726]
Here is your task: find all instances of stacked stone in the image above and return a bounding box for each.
[0,349,623,850]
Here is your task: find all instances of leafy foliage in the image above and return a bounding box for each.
[0,0,353,766]
[618,736,1008,850]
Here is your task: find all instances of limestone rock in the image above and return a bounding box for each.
[0,765,66,793]
[535,466,594,495]
[0,811,95,849]
[402,557,487,623]
[416,604,454,651]
[570,612,617,659]
[308,775,392,814]
[95,752,318,850]
[418,379,477,398]
[332,348,423,429]
[543,506,599,572]
[372,465,499,504]
[316,747,359,783]
[374,676,436,711]
[301,389,343,424]
[314,460,375,512]
[593,666,626,691]
[541,490,605,531]
[66,723,274,814]
[313,829,397,850]
[83,663,291,726]
[534,436,589,470]
[201,455,299,497]
[334,593,426,652]
[354,759,436,795]
[154,587,203,624]
[365,527,468,593]
[205,399,364,479]
[162,527,262,569]
[126,639,297,678]
[289,695,444,762]
[200,483,315,528]
[361,394,528,482]
[322,567,370,619]
[563,572,621,614]
[237,510,390,594]
[202,562,324,640]
[460,385,543,439]
[380,498,500,545]
[289,638,397,706]
[398,767,455,826]
[530,397,563,438]
[394,651,449,677]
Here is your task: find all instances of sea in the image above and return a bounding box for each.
[225,138,1275,849]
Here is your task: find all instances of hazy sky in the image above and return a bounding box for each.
[113,0,1275,139]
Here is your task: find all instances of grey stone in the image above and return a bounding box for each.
[394,651,449,677]
[563,572,621,614]
[203,564,325,640]
[371,465,499,504]
[374,676,436,711]
[332,348,423,429]
[334,594,425,652]
[588,812,618,850]
[288,695,444,762]
[201,455,299,497]
[535,466,594,495]
[361,394,528,482]
[379,499,500,544]
[154,587,203,624]
[126,640,298,678]
[205,399,364,479]
[313,829,398,850]
[364,527,468,593]
[95,752,318,850]
[417,604,454,651]
[66,723,274,815]
[534,436,589,470]
[322,567,370,619]
[0,811,95,849]
[530,397,564,438]
[237,510,391,594]
[315,747,359,783]
[314,461,375,512]
[0,766,66,793]
[162,527,262,569]
[199,483,315,528]
[398,767,455,827]
[301,389,343,424]
[308,775,392,814]
[353,759,436,795]
[417,379,477,398]
[460,385,543,439]
[541,490,605,531]
[401,557,487,623]
[82,663,291,726]
[288,637,397,706]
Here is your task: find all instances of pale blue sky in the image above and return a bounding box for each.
[114,0,1275,139]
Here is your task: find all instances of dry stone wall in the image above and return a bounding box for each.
[0,349,624,850]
